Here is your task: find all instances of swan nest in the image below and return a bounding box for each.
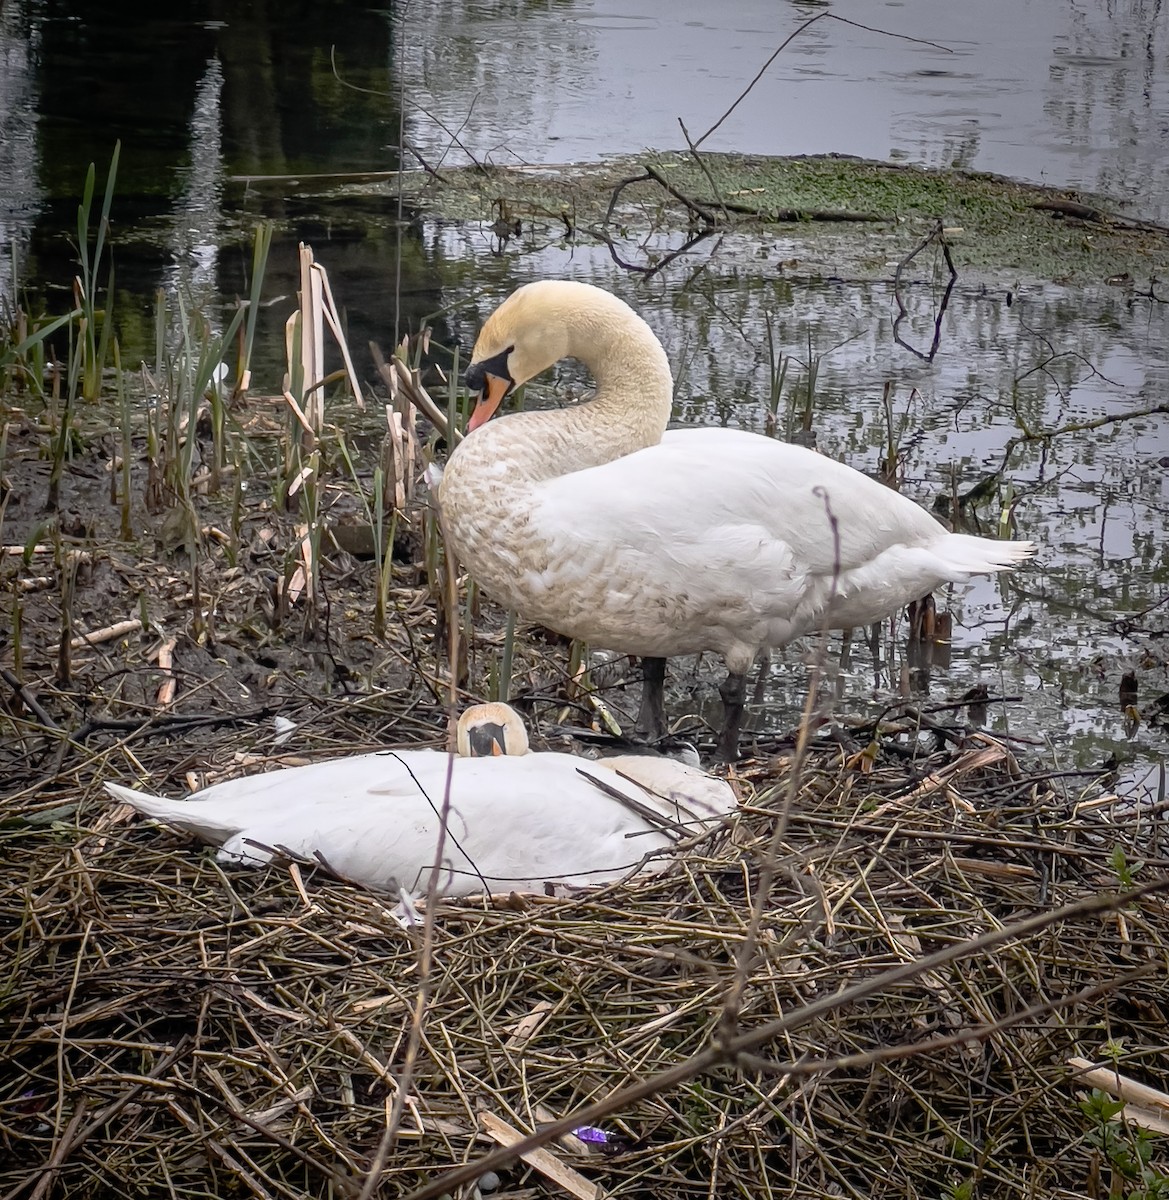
[3,696,1167,1200]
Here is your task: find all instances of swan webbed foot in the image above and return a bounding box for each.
[714,670,749,762]
[632,655,669,743]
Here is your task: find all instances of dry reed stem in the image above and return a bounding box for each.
[155,638,177,708]
[298,244,326,435]
[68,618,143,650]
[357,511,464,1199]
[1068,1056,1169,1135]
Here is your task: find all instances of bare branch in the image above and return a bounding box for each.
[692,15,953,149]
[892,218,958,362]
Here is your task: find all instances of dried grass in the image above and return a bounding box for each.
[3,698,1168,1200]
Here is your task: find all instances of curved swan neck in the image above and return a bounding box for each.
[561,295,674,449]
[456,285,675,482]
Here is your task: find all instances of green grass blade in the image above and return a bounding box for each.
[77,162,96,298]
[92,140,121,278]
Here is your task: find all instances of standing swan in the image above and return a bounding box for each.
[104,703,736,896]
[438,281,1036,759]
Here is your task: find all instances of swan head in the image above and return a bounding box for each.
[464,281,642,431]
[456,702,531,757]
[464,283,572,431]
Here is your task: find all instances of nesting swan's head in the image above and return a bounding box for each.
[455,702,531,758]
[463,281,645,431]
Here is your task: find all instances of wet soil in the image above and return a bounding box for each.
[0,394,447,802]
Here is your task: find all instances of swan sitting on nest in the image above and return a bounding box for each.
[437,280,1036,759]
[104,703,736,897]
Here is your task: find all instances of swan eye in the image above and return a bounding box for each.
[465,346,515,397]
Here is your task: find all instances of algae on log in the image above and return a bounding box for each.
[373,151,1169,286]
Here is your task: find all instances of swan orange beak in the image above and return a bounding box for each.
[467,372,511,433]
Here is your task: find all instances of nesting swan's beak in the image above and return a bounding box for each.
[455,701,531,757]
[465,721,508,756]
[465,348,514,433]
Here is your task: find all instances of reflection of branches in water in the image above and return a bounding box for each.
[690,14,953,150]
[589,224,717,279]
[329,45,487,176]
[936,456,1081,528]
[1014,318,1123,397]
[1002,399,1169,476]
[1111,591,1169,637]
[891,219,957,362]
[1138,276,1167,304]
[1001,573,1168,641]
[949,319,1167,497]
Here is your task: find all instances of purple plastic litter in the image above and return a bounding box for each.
[573,1126,611,1144]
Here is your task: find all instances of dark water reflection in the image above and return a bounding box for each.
[5,0,403,336]
[33,0,398,191]
[1,0,1167,787]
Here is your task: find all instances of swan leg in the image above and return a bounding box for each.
[633,656,669,741]
[715,670,749,762]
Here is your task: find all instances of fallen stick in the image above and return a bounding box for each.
[0,667,59,731]
[478,1111,604,1200]
[1069,1056,1169,1134]
[156,638,177,708]
[69,618,142,650]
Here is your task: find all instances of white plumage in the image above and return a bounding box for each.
[438,280,1035,757]
[104,704,736,897]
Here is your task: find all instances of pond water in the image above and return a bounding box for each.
[1,0,1167,788]
[441,234,1169,788]
[401,0,1169,222]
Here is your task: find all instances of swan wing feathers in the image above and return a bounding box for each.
[106,752,732,896]
[525,428,1033,648]
[105,781,245,844]
[103,751,468,854]
[593,756,737,822]
[538,429,989,569]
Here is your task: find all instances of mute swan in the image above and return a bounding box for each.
[438,280,1036,760]
[103,703,736,896]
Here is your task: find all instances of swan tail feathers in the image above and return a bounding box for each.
[931,534,1036,576]
[104,781,237,844]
